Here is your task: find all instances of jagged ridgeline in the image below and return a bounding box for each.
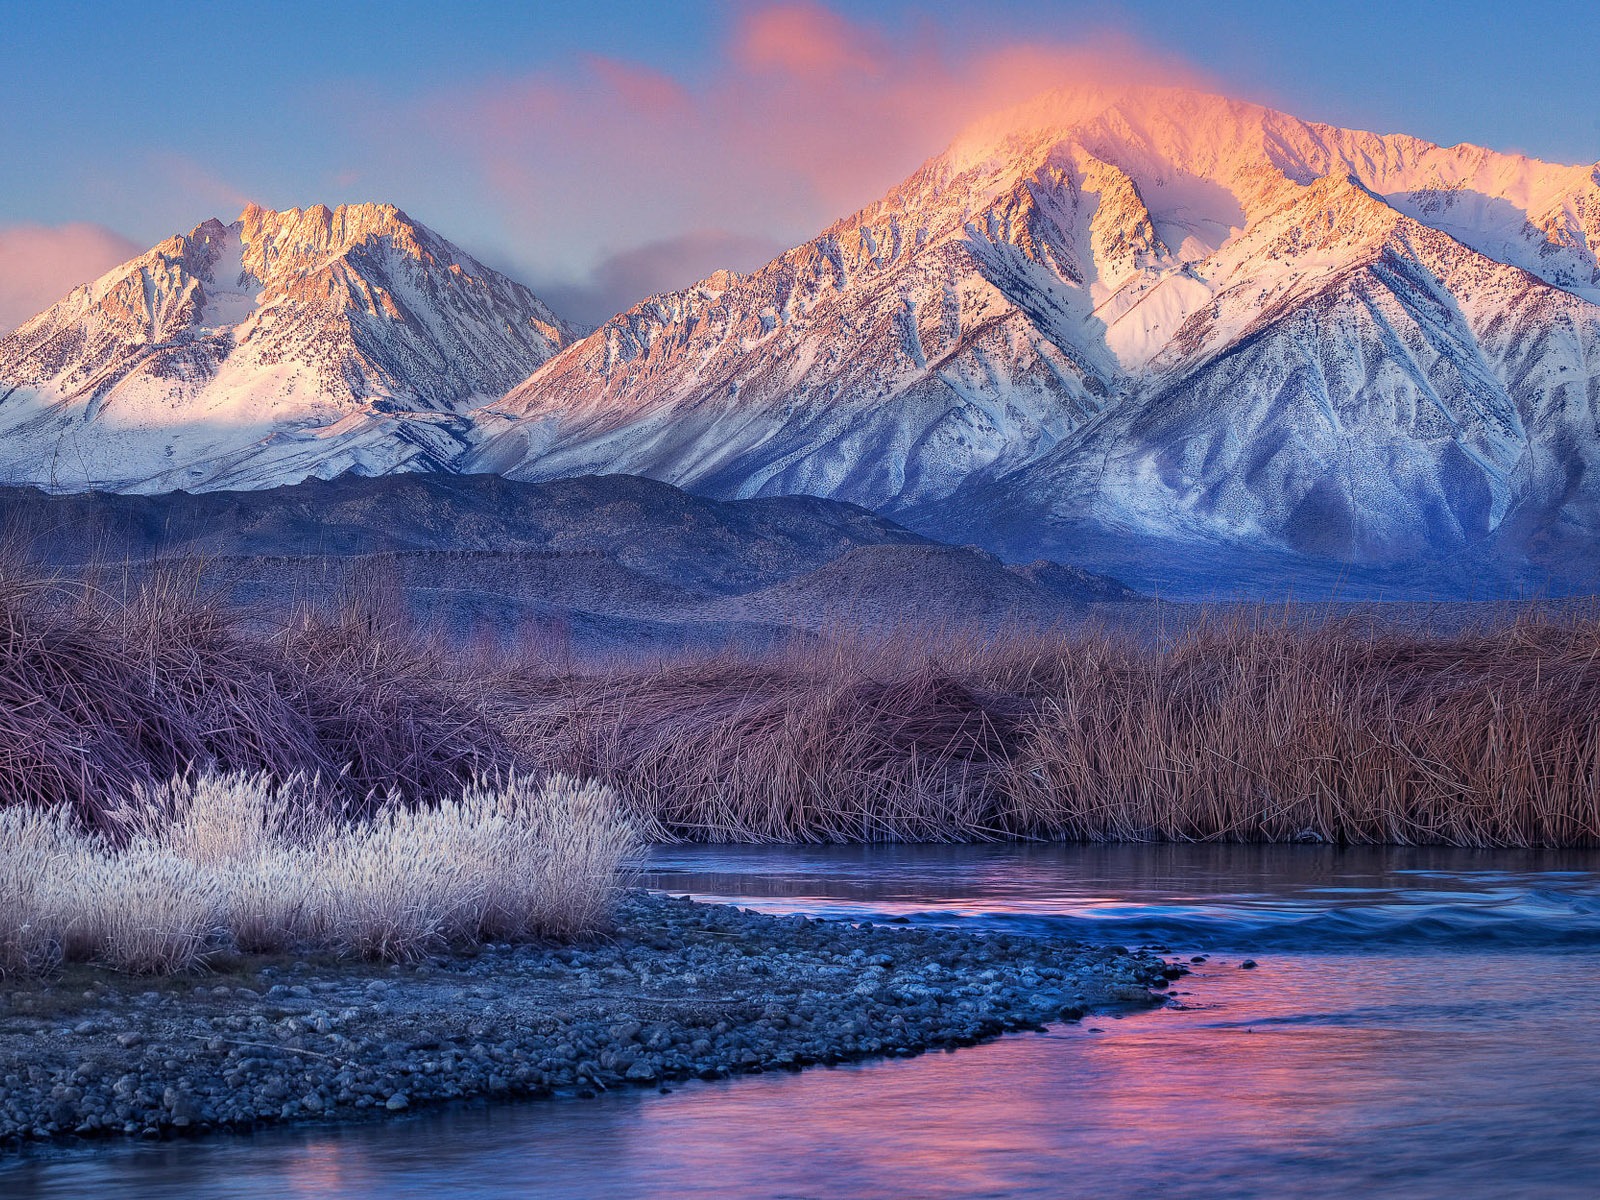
[0,202,576,492]
[475,87,1600,588]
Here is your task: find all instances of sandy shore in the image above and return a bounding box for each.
[0,892,1178,1147]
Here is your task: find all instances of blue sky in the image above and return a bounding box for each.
[2,0,1597,327]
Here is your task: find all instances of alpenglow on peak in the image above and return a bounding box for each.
[468,84,1600,586]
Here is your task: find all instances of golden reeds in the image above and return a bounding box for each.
[1,553,1595,850]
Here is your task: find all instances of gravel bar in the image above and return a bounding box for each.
[0,892,1182,1147]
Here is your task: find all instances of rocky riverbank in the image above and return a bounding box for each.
[0,892,1179,1147]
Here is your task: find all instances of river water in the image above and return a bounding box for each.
[6,844,1600,1198]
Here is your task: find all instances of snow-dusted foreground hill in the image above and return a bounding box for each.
[0,203,573,492]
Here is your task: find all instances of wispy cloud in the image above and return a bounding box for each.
[733,3,886,76]
[0,223,141,334]
[385,3,1209,314]
[144,152,255,217]
[534,230,791,328]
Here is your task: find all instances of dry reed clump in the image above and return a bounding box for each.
[4,546,1596,851]
[501,613,1600,848]
[0,772,639,976]
[502,657,1010,842]
[1004,615,1600,846]
[0,560,514,829]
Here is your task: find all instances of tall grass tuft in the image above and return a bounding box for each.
[501,634,1026,842]
[0,807,78,976]
[0,558,512,828]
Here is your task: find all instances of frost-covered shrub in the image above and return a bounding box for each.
[0,771,637,975]
[0,807,81,976]
[311,773,637,960]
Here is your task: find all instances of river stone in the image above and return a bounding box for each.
[0,890,1167,1147]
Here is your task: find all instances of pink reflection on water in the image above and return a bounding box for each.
[195,955,1594,1200]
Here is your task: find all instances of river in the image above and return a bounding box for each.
[6,843,1599,1198]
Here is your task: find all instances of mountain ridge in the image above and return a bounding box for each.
[470,85,1600,588]
[3,86,1599,594]
[0,472,1136,649]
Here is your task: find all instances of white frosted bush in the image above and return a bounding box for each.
[0,807,83,975]
[46,849,223,974]
[314,807,479,961]
[222,846,318,954]
[464,773,639,939]
[311,773,637,960]
[123,771,295,865]
[121,772,321,954]
[0,770,638,974]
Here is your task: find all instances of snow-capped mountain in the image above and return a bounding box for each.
[0,203,573,492]
[473,86,1600,585]
[6,90,1599,591]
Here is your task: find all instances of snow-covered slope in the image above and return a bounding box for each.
[0,203,574,491]
[473,86,1600,583]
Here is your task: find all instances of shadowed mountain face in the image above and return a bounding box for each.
[0,473,1135,651]
[2,473,928,589]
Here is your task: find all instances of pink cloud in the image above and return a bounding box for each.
[0,223,141,334]
[586,57,693,115]
[399,7,1214,300]
[733,3,885,77]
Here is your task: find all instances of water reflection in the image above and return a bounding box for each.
[644,842,1600,950]
[5,844,1599,1198]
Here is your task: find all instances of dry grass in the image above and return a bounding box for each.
[502,614,1600,848]
[500,639,1021,842]
[1000,616,1600,846]
[2,556,1596,851]
[0,772,639,976]
[0,558,512,829]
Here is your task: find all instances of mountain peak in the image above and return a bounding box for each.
[0,202,575,492]
[5,91,1600,592]
[237,199,406,226]
[941,81,1595,215]
[231,200,444,271]
[472,86,1600,587]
